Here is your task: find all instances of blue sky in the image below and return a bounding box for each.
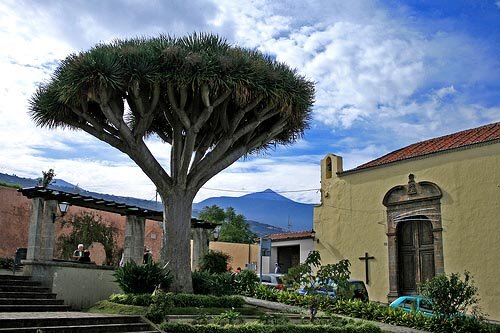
[0,0,499,203]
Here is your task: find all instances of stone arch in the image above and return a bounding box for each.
[325,156,333,179]
[383,174,444,301]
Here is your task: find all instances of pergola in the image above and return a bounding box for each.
[18,186,216,267]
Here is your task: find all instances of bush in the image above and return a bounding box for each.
[0,257,13,269]
[192,271,237,296]
[159,322,381,333]
[419,271,480,319]
[146,290,174,323]
[192,271,215,295]
[233,270,259,296]
[109,293,153,306]
[253,284,280,301]
[199,250,231,274]
[113,260,173,294]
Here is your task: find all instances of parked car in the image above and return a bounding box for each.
[298,279,369,302]
[260,273,284,290]
[389,295,434,317]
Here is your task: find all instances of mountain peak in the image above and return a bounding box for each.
[241,189,290,202]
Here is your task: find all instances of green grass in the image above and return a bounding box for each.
[85,300,148,315]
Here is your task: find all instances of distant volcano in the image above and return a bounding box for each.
[192,189,314,232]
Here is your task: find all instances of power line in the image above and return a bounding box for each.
[200,187,320,194]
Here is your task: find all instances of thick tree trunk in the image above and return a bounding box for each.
[160,189,194,293]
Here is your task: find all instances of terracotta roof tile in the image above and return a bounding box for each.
[355,122,500,170]
[265,230,314,241]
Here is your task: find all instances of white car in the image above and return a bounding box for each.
[259,273,284,289]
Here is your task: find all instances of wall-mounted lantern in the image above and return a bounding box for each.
[213,225,222,241]
[52,202,70,223]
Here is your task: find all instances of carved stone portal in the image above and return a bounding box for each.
[383,174,444,302]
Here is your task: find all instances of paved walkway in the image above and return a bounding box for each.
[244,296,430,333]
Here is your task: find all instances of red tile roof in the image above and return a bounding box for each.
[265,230,314,241]
[355,122,500,171]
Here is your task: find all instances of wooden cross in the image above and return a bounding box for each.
[358,252,375,284]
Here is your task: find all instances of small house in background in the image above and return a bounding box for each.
[260,230,316,274]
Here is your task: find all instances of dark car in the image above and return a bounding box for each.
[298,279,369,302]
[350,280,369,302]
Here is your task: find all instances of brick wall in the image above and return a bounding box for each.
[0,186,163,263]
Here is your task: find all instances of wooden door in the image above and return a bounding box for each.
[398,217,435,295]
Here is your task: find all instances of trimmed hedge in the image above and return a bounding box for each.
[109,292,244,308]
[249,289,499,333]
[159,322,381,333]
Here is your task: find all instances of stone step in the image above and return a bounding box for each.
[0,312,152,333]
[0,316,144,329]
[0,276,30,281]
[0,280,41,287]
[0,298,65,305]
[0,323,155,332]
[0,292,57,299]
[0,286,50,293]
[0,304,71,312]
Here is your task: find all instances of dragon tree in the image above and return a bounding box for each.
[29,33,315,292]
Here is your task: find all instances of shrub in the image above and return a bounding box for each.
[213,309,244,325]
[199,250,231,274]
[146,290,174,323]
[169,293,244,308]
[253,284,279,301]
[192,271,236,296]
[419,271,481,319]
[192,271,215,295]
[113,260,173,294]
[233,270,259,296]
[0,257,13,269]
[109,293,153,306]
[158,322,381,333]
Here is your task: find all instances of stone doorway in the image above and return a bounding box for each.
[383,174,444,301]
[397,216,435,295]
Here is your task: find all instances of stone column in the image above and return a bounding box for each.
[191,227,209,270]
[26,197,44,261]
[26,198,55,261]
[40,200,57,260]
[123,215,145,265]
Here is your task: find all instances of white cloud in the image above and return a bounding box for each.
[0,0,498,206]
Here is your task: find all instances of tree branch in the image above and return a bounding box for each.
[132,83,160,138]
[229,96,264,132]
[190,117,288,191]
[167,82,191,129]
[190,131,215,172]
[193,88,232,132]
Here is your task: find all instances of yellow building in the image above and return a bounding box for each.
[314,122,500,320]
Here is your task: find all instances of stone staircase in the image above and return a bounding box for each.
[0,275,69,312]
[0,314,159,332]
[0,274,159,332]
